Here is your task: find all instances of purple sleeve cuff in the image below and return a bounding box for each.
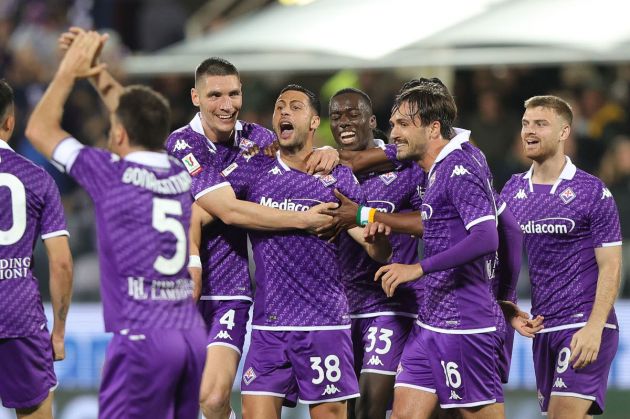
[420,220,498,274]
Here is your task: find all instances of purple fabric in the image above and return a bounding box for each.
[495,208,522,302]
[0,147,68,338]
[420,219,498,275]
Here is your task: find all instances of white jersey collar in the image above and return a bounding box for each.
[0,140,13,151]
[189,113,243,150]
[523,156,577,194]
[125,151,171,169]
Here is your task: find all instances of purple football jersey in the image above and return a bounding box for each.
[196,151,364,329]
[340,140,424,316]
[419,139,503,332]
[0,141,68,338]
[500,157,622,330]
[165,115,276,300]
[52,138,203,333]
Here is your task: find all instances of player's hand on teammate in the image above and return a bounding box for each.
[321,189,359,230]
[499,300,544,338]
[301,202,336,234]
[363,221,391,243]
[306,146,340,175]
[569,322,603,369]
[375,263,423,297]
[51,332,65,361]
[57,29,108,79]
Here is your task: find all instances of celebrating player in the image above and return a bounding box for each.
[328,88,423,419]
[500,95,622,417]
[26,31,207,419]
[0,79,73,419]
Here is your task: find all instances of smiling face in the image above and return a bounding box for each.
[389,100,432,162]
[329,93,376,151]
[521,106,569,162]
[191,74,242,141]
[272,89,320,152]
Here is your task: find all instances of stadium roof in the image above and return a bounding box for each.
[124,0,630,75]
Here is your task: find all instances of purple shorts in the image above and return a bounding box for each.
[0,327,57,409]
[395,325,504,409]
[99,327,206,419]
[241,328,360,405]
[198,298,250,355]
[351,315,415,376]
[533,327,619,415]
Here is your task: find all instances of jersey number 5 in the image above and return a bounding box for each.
[152,198,187,275]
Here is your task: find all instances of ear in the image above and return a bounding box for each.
[310,115,321,130]
[115,123,127,147]
[2,112,15,134]
[559,124,571,142]
[369,114,377,129]
[191,87,200,107]
[430,121,442,139]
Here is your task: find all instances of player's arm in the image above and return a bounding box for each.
[496,205,522,302]
[339,147,394,173]
[59,27,123,112]
[196,184,335,233]
[570,245,621,369]
[188,203,213,301]
[26,31,105,159]
[45,236,73,361]
[347,222,392,264]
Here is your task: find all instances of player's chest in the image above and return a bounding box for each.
[360,172,408,213]
[248,169,337,210]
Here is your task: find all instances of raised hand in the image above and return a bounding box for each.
[306,147,340,175]
[57,30,107,79]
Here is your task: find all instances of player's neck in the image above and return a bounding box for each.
[418,138,449,172]
[279,144,312,172]
[531,152,567,184]
[202,120,233,144]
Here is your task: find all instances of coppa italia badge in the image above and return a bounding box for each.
[559,187,576,204]
[183,153,202,175]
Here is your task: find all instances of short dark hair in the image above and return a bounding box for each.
[393,82,457,139]
[280,84,321,116]
[0,79,14,124]
[524,95,573,125]
[195,57,239,85]
[399,77,447,94]
[116,85,171,151]
[330,87,373,110]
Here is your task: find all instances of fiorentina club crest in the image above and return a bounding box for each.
[239,138,255,150]
[379,171,397,185]
[243,367,257,385]
[319,174,337,187]
[559,187,576,204]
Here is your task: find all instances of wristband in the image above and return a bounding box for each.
[358,206,375,226]
[188,255,202,269]
[356,205,364,226]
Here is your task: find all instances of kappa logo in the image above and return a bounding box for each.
[321,384,341,396]
[172,139,192,152]
[450,165,470,177]
[214,330,233,340]
[560,187,576,204]
[449,390,462,400]
[553,377,568,389]
[366,355,384,366]
[515,189,527,200]
[243,367,256,385]
[602,187,612,199]
[269,166,282,175]
[379,171,397,185]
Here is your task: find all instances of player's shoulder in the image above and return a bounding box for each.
[3,150,53,186]
[237,120,276,147]
[571,168,610,200]
[165,123,206,153]
[440,148,482,178]
[502,171,529,192]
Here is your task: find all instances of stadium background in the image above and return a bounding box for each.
[1,0,629,417]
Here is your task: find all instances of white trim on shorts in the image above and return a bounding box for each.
[241,391,286,398]
[194,182,231,200]
[361,368,397,376]
[349,311,417,319]
[549,391,596,401]
[207,341,241,356]
[537,322,617,333]
[49,382,59,392]
[200,295,253,302]
[393,383,436,393]
[441,399,496,409]
[416,320,496,335]
[298,393,361,405]
[252,324,351,331]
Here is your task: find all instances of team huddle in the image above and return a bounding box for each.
[0,28,622,419]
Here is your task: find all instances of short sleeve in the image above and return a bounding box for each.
[40,174,69,240]
[190,165,232,200]
[165,130,213,174]
[590,184,622,248]
[445,158,496,230]
[336,167,366,205]
[219,153,259,198]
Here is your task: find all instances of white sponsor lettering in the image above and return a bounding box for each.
[128,277,192,301]
[0,257,31,280]
[259,197,322,211]
[421,203,433,221]
[519,217,575,234]
[122,167,191,194]
[321,384,341,396]
[450,165,470,177]
[367,200,396,213]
